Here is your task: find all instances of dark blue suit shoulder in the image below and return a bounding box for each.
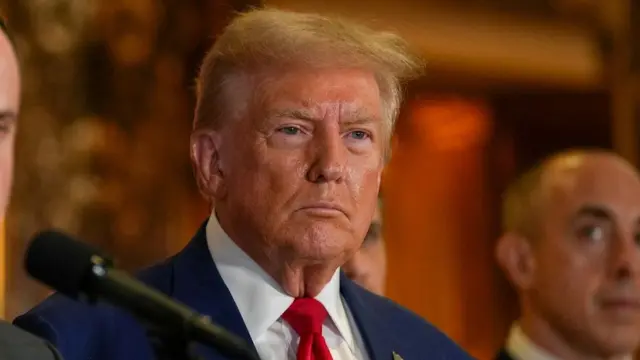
[346,285,474,359]
[13,260,175,360]
[14,293,110,359]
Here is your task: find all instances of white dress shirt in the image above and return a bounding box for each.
[206,213,369,360]
[506,325,561,360]
[506,324,632,360]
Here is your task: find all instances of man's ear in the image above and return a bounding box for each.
[190,129,226,201]
[495,232,537,291]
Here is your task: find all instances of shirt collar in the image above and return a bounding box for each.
[205,212,355,349]
[507,323,633,360]
[507,324,561,360]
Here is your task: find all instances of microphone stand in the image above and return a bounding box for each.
[128,311,259,360]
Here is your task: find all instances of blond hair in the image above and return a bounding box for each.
[193,8,422,137]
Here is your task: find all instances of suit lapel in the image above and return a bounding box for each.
[169,223,257,359]
[340,272,391,360]
[166,224,397,360]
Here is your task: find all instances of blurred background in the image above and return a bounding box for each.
[0,0,638,359]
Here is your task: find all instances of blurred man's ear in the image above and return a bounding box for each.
[495,232,537,291]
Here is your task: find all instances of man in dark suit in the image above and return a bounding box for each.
[494,150,640,360]
[14,7,472,360]
[0,17,63,360]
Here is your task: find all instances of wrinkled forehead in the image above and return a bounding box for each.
[253,67,384,122]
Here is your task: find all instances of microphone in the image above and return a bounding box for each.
[25,230,259,360]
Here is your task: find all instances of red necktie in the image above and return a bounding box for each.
[282,298,334,360]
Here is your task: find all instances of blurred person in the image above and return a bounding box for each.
[495,149,640,360]
[14,8,472,360]
[343,199,386,295]
[0,18,63,360]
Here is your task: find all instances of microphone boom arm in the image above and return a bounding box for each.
[88,259,259,360]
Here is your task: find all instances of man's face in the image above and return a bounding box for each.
[530,155,640,356]
[343,204,386,295]
[0,32,19,217]
[215,67,385,268]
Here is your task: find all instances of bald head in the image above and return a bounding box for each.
[497,149,640,358]
[502,150,640,242]
[0,28,18,89]
[0,27,19,217]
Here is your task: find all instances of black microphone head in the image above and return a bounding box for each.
[25,230,111,299]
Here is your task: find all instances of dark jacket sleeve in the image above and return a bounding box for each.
[12,294,102,360]
[0,320,63,360]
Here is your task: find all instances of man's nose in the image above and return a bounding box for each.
[306,130,346,184]
[609,235,640,281]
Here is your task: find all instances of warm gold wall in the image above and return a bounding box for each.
[0,0,256,320]
[382,89,613,359]
[383,96,505,359]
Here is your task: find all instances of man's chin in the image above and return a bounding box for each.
[285,238,352,264]
[276,223,356,260]
[291,244,349,263]
[588,326,640,358]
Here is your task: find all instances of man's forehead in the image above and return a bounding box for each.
[545,159,640,220]
[267,102,380,121]
[258,68,381,109]
[0,32,15,65]
[0,30,20,111]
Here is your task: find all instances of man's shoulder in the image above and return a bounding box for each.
[358,291,418,322]
[346,286,472,358]
[0,320,61,359]
[353,288,445,334]
[13,259,175,359]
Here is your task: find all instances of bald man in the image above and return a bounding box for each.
[495,150,640,360]
[0,19,63,360]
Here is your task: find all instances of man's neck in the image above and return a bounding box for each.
[276,261,340,297]
[518,314,632,360]
[213,209,340,298]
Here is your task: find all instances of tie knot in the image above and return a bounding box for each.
[282,298,328,335]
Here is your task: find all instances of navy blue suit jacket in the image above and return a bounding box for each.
[14,224,473,360]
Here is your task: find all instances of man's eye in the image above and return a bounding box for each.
[577,225,605,243]
[279,127,300,135]
[348,130,369,140]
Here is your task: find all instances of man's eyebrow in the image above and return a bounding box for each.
[342,117,378,126]
[269,109,316,121]
[573,204,613,221]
